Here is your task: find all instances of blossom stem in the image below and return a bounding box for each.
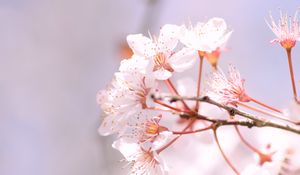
[146,107,177,113]
[249,97,282,113]
[164,79,180,95]
[213,128,240,175]
[195,55,204,112]
[172,124,213,135]
[234,126,261,154]
[286,48,299,104]
[164,79,191,111]
[237,102,299,125]
[153,100,185,113]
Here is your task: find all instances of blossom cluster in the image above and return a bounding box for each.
[97,12,300,175]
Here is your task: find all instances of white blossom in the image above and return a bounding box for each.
[127,24,196,80]
[119,109,172,150]
[97,68,157,135]
[113,139,168,175]
[180,17,232,53]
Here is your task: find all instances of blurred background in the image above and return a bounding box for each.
[1,0,300,175]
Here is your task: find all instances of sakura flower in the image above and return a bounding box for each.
[97,69,157,136]
[113,139,168,175]
[180,17,232,54]
[127,24,196,80]
[206,65,250,106]
[267,10,300,49]
[120,109,172,150]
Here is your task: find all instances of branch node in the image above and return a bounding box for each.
[229,109,236,116]
[202,96,210,102]
[170,98,178,103]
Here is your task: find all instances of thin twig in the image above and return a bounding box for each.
[195,55,204,112]
[213,127,240,175]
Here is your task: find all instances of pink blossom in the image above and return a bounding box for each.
[206,65,250,106]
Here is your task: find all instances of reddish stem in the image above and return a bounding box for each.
[165,79,180,95]
[237,102,299,125]
[249,97,282,113]
[172,124,213,135]
[146,107,176,113]
[234,126,262,154]
[154,100,185,113]
[195,55,204,112]
[213,129,240,175]
[286,48,299,103]
[164,79,191,111]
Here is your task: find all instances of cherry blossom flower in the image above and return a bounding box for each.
[206,65,250,106]
[97,69,157,135]
[127,24,196,80]
[267,10,300,49]
[113,139,168,175]
[120,110,172,150]
[180,17,232,53]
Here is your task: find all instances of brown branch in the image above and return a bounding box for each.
[151,94,300,135]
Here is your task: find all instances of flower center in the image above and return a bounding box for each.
[259,153,273,166]
[153,52,174,72]
[135,77,151,109]
[280,39,296,49]
[205,49,221,68]
[145,122,159,135]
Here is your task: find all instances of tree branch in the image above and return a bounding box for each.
[151,94,300,135]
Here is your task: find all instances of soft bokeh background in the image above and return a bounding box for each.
[1,0,300,175]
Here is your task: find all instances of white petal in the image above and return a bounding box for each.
[153,68,172,80]
[169,47,197,72]
[119,55,150,73]
[206,17,227,33]
[152,131,173,150]
[112,139,140,161]
[158,24,180,52]
[151,152,169,175]
[98,115,125,136]
[214,30,233,50]
[127,34,156,57]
